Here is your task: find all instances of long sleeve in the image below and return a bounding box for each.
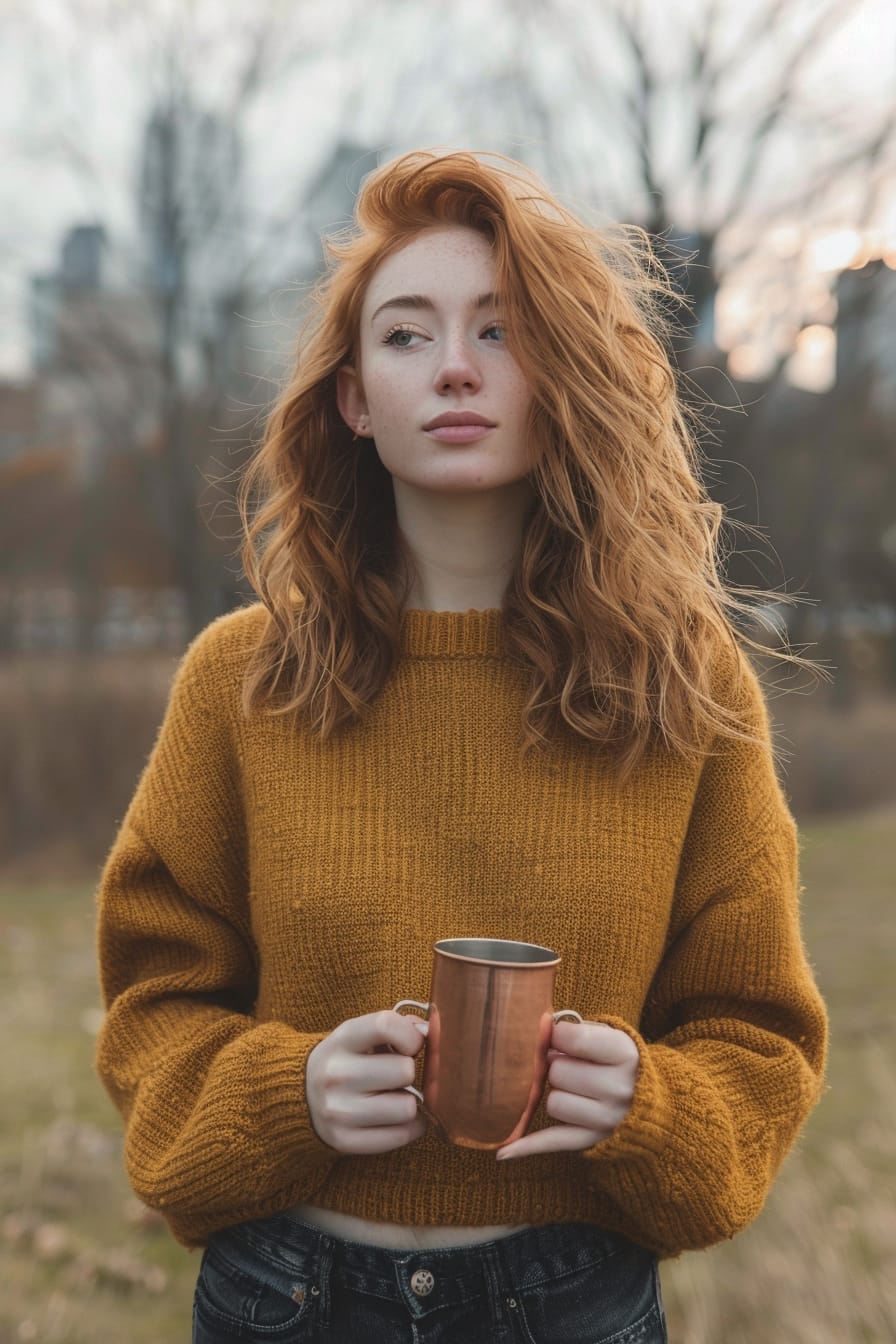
[95,605,829,1252]
[581,661,828,1256]
[94,619,336,1248]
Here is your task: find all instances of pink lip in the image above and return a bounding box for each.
[426,424,495,443]
[423,411,496,443]
[423,412,496,430]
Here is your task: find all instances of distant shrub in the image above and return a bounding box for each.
[1,653,895,876]
[0,653,178,875]
[770,689,896,817]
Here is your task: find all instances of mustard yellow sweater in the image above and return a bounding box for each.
[95,604,827,1256]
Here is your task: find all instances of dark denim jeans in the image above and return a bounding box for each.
[192,1212,667,1343]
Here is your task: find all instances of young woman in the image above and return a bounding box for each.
[95,149,828,1344]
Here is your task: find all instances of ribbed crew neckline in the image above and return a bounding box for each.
[400,607,506,657]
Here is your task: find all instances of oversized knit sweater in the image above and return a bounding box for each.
[95,603,827,1256]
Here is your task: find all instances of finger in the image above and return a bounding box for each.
[551,1020,638,1066]
[314,1080,421,1134]
[545,1088,618,1131]
[338,1010,427,1057]
[496,1124,600,1161]
[335,1116,428,1156]
[373,1021,428,1052]
[317,1087,420,1130]
[332,1050,418,1093]
[547,1056,628,1102]
[317,1085,411,1128]
[351,1090,421,1128]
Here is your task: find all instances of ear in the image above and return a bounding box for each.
[336,365,374,437]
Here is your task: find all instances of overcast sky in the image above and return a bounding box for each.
[2,0,895,378]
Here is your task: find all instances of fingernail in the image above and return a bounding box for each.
[414,1021,429,1036]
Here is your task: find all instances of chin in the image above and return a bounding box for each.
[417,469,529,491]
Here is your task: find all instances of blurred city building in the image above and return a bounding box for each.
[835,258,896,417]
[28,222,160,481]
[2,137,381,651]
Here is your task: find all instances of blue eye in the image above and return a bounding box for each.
[383,326,419,348]
[483,323,505,341]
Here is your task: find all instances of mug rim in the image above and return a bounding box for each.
[434,937,560,967]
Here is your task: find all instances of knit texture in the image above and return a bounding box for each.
[95,603,827,1255]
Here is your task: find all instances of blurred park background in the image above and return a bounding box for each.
[1,0,894,1339]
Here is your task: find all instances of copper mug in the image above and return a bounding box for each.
[393,938,582,1150]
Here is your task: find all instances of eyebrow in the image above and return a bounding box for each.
[369,291,501,324]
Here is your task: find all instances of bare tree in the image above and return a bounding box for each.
[9,0,355,640]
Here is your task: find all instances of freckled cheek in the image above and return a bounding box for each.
[368,388,417,441]
[370,397,416,440]
[495,365,530,409]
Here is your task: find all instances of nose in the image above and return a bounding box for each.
[433,330,483,395]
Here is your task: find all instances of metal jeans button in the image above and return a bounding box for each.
[410,1268,435,1297]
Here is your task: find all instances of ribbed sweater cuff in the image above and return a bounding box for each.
[262,1029,335,1170]
[581,1015,671,1164]
[137,1025,337,1242]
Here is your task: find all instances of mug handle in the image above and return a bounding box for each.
[391,999,429,1106]
[553,1009,583,1024]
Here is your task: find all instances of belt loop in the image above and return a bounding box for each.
[313,1233,335,1328]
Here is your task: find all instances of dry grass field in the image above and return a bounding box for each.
[0,805,893,1343]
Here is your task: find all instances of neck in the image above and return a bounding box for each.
[393,480,535,612]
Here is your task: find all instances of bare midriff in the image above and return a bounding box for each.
[287,1203,532,1250]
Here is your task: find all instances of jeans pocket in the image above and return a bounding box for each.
[193,1241,313,1342]
[512,1241,665,1344]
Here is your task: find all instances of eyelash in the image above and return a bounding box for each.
[382,322,505,348]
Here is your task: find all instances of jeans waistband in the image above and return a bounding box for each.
[210,1212,638,1324]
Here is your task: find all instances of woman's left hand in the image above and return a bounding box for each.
[495,1019,639,1160]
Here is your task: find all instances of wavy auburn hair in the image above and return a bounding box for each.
[239,148,783,774]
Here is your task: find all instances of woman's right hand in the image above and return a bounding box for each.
[305,1010,428,1154]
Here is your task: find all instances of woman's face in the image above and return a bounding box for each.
[337,225,534,497]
